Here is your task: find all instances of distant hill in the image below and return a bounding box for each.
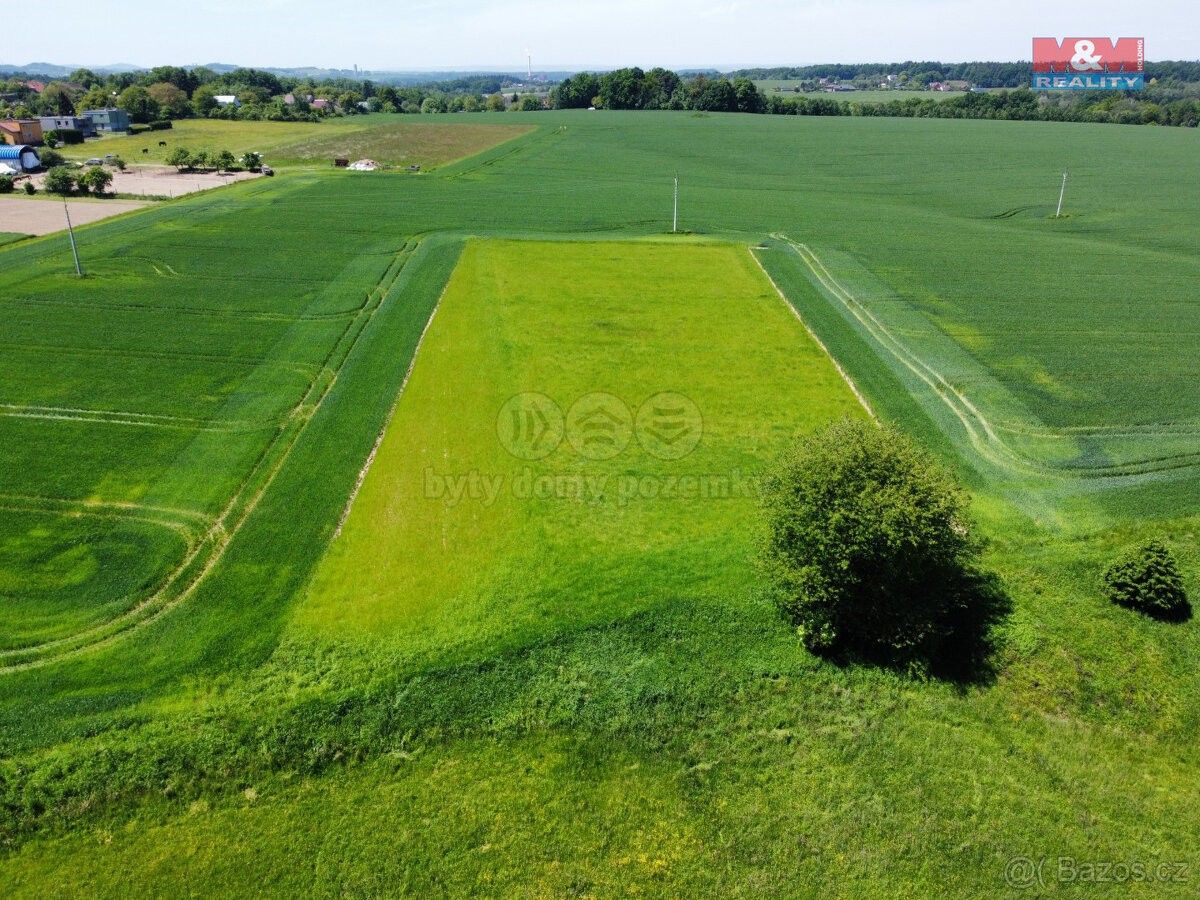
[0,61,571,86]
[0,61,142,77]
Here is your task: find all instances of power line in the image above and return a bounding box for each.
[62,200,83,277]
[673,173,678,233]
[1055,171,1068,219]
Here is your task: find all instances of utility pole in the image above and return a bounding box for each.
[673,173,678,233]
[1055,171,1068,219]
[63,199,83,277]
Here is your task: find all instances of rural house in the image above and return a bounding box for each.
[39,114,96,137]
[81,107,131,132]
[213,95,240,107]
[0,118,42,145]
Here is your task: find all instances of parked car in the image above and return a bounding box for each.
[84,158,103,166]
[261,165,274,176]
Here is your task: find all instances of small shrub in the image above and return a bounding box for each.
[38,149,65,168]
[762,418,1008,676]
[149,119,173,131]
[129,123,152,135]
[23,180,36,195]
[1103,540,1191,620]
[165,147,191,170]
[43,166,76,195]
[0,175,13,194]
[78,165,113,196]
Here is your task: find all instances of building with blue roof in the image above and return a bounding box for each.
[0,144,41,172]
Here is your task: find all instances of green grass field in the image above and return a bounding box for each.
[296,239,864,655]
[62,115,533,170]
[2,111,1199,896]
[0,231,30,246]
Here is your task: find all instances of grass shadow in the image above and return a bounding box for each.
[811,568,1014,688]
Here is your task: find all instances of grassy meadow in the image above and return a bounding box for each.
[296,239,865,656]
[61,115,533,170]
[1,110,1199,895]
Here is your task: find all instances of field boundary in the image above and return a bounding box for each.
[750,248,875,420]
[0,240,425,673]
[333,275,450,539]
[773,234,1200,482]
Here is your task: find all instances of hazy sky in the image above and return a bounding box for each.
[23,0,1199,70]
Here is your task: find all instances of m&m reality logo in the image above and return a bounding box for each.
[1032,37,1145,90]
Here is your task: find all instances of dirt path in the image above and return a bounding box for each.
[0,196,150,236]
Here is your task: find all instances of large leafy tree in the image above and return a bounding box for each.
[732,77,764,113]
[41,82,76,116]
[551,73,600,109]
[69,68,102,88]
[642,68,680,109]
[762,418,1008,675]
[145,66,199,96]
[191,85,220,117]
[147,82,190,118]
[117,85,159,123]
[598,67,647,109]
[78,87,114,111]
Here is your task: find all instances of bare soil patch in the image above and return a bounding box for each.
[0,197,150,236]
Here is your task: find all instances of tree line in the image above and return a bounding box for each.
[731,60,1200,89]
[552,68,765,112]
[550,67,1200,127]
[0,66,533,125]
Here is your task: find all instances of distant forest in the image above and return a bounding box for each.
[551,66,1200,127]
[731,60,1200,88]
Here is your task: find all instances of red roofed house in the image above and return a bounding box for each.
[23,80,46,93]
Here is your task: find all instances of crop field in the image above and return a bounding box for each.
[266,119,535,168]
[2,111,1199,895]
[63,115,534,170]
[0,232,30,246]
